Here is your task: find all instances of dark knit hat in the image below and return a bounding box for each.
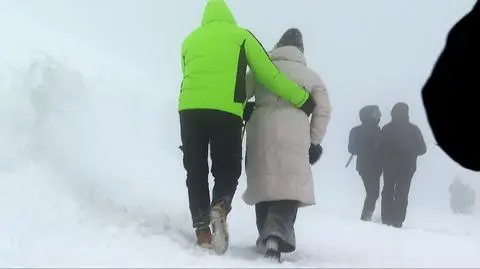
[274,28,304,53]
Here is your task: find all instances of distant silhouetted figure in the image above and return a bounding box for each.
[421,1,479,171]
[449,177,476,215]
[348,105,382,221]
[379,102,426,228]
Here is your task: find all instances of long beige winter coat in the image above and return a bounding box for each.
[242,46,332,207]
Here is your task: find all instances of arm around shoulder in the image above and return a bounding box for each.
[243,30,313,113]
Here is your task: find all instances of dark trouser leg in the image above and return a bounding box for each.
[381,174,395,225]
[255,201,270,234]
[209,112,243,211]
[258,200,299,253]
[360,174,380,221]
[393,173,414,227]
[180,111,211,229]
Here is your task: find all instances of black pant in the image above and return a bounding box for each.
[180,109,243,229]
[360,174,380,221]
[381,171,414,227]
[255,200,298,253]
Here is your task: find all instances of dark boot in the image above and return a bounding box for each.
[195,226,212,249]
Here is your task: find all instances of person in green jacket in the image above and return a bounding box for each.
[178,0,316,254]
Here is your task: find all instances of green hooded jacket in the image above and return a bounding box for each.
[179,0,310,118]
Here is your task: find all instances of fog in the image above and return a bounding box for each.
[0,0,479,266]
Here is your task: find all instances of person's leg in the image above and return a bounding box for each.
[255,201,271,254]
[209,111,243,207]
[255,202,270,234]
[179,110,211,247]
[381,173,395,225]
[360,174,380,221]
[392,172,414,228]
[260,200,299,254]
[208,111,243,254]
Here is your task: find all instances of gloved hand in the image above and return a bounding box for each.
[243,101,256,122]
[309,143,323,165]
[299,94,316,116]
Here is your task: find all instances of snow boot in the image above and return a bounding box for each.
[264,236,281,263]
[195,226,213,249]
[210,200,230,254]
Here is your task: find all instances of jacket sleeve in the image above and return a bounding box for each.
[243,30,309,108]
[413,125,427,156]
[309,79,331,145]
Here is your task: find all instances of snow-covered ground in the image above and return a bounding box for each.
[1,0,480,267]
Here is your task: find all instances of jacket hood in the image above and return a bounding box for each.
[269,46,307,66]
[359,105,381,125]
[202,0,237,26]
[391,102,409,122]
